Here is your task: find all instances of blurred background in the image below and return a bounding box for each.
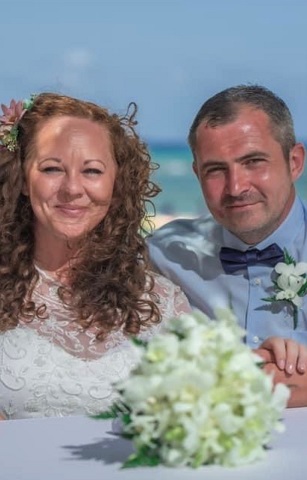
[3,0,307,226]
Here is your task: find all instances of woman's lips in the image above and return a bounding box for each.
[56,205,88,216]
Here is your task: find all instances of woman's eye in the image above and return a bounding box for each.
[41,166,62,173]
[83,168,103,175]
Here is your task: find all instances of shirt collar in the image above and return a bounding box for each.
[222,195,304,251]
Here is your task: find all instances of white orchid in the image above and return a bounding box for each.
[275,262,307,305]
[98,310,289,469]
[275,262,307,307]
[263,251,307,329]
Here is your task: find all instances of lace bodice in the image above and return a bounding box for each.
[0,269,191,419]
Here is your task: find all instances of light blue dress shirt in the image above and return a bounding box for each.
[148,196,307,347]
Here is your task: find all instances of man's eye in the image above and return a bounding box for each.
[245,158,264,166]
[204,166,225,175]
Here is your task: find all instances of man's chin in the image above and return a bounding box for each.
[226,222,270,244]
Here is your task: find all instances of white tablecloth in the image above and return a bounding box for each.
[1,408,307,480]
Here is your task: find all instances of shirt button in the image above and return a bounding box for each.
[253,278,261,286]
[252,336,259,344]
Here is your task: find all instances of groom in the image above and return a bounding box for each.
[148,84,307,406]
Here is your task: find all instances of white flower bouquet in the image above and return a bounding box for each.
[97,310,289,468]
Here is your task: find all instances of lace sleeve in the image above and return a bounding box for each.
[152,272,192,321]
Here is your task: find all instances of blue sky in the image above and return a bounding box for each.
[2,0,307,144]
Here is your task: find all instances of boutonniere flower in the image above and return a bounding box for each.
[95,310,289,468]
[263,249,307,329]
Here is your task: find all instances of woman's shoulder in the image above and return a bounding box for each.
[151,270,182,293]
[148,271,192,318]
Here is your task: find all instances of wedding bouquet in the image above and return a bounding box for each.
[97,309,289,468]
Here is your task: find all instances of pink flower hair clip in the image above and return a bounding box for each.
[0,95,36,152]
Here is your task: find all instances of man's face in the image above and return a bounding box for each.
[193,107,305,244]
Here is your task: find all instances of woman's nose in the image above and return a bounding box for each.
[59,173,83,198]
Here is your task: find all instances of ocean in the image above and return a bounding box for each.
[149,144,307,219]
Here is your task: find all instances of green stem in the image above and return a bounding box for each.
[293,305,298,330]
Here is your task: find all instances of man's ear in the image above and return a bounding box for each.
[289,142,305,182]
[192,160,198,178]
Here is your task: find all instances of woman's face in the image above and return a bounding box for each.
[23,116,117,246]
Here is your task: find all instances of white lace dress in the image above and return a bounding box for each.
[0,268,191,420]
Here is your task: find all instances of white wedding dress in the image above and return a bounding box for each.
[0,268,190,420]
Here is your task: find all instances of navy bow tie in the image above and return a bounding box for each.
[219,243,284,274]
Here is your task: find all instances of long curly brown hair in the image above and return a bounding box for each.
[0,93,161,339]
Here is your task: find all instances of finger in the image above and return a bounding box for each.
[253,348,275,364]
[284,339,299,374]
[297,344,307,373]
[259,337,287,370]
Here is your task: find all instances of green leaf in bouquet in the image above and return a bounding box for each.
[122,447,160,469]
[121,412,132,425]
[92,401,127,420]
[131,337,148,348]
[91,408,118,420]
[121,431,134,440]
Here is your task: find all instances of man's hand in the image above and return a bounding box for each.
[262,363,307,408]
[255,337,307,374]
[254,337,307,407]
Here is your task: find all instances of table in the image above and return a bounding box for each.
[1,408,307,480]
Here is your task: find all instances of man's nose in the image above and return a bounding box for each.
[225,166,249,196]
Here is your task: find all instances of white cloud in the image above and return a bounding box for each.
[63,48,93,69]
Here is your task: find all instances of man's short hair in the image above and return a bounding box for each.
[188,84,296,160]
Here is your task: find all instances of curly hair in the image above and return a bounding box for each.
[0,93,161,339]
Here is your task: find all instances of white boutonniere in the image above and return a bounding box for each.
[263,249,307,329]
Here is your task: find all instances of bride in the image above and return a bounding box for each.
[0,93,191,419]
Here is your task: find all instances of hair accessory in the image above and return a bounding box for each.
[0,95,36,152]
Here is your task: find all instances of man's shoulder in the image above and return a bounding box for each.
[148,214,223,250]
[299,197,307,211]
[147,214,224,278]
